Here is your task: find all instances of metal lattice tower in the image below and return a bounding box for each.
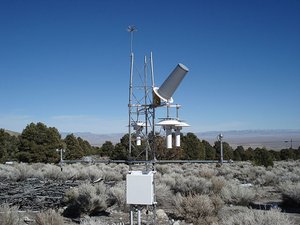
[128,26,156,163]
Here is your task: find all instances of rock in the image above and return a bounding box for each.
[23,216,34,223]
[156,209,169,220]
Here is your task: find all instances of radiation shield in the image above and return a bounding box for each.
[156,119,181,149]
[175,121,190,147]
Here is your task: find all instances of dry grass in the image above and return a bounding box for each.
[63,183,108,218]
[35,209,65,225]
[279,181,300,206]
[108,181,126,209]
[221,208,295,225]
[174,193,220,225]
[1,161,300,224]
[0,204,22,225]
[221,180,256,206]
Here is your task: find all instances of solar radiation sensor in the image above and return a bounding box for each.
[153,63,189,103]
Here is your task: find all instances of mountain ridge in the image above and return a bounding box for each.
[2,128,299,150]
[64,129,300,150]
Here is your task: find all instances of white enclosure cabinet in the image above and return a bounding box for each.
[126,171,155,205]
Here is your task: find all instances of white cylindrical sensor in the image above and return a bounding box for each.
[166,127,172,149]
[136,136,141,146]
[175,129,181,147]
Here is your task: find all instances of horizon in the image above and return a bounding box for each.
[4,125,300,136]
[1,0,299,134]
[4,126,300,150]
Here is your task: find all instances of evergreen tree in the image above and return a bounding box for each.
[101,141,114,157]
[77,137,93,155]
[214,141,233,160]
[111,143,128,160]
[280,148,296,160]
[0,129,10,162]
[155,133,184,160]
[0,129,19,162]
[253,147,274,167]
[233,146,245,161]
[244,147,255,161]
[269,150,281,161]
[182,133,205,159]
[18,122,62,163]
[202,140,216,160]
[64,134,84,160]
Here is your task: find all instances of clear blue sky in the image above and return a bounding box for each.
[0,0,299,134]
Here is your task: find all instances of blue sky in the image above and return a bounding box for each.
[0,0,299,134]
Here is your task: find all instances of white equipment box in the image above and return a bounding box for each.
[126,170,155,205]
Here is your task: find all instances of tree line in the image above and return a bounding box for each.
[1,123,300,167]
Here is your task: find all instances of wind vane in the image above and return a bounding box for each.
[127,25,137,53]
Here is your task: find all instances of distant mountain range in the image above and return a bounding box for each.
[63,129,300,150]
[3,129,20,137]
[195,129,300,150]
[3,129,300,150]
[61,132,123,147]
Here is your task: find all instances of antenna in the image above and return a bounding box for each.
[127,25,137,54]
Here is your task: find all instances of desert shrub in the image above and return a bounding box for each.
[274,161,300,183]
[260,170,278,186]
[35,209,65,225]
[76,164,100,180]
[211,176,225,194]
[114,164,129,180]
[155,164,172,175]
[221,208,295,225]
[37,164,63,180]
[210,194,224,213]
[155,182,174,209]
[81,218,126,225]
[102,169,123,182]
[241,165,267,185]
[171,164,184,174]
[0,164,19,181]
[63,183,108,218]
[0,204,22,225]
[108,181,126,208]
[221,181,256,206]
[217,164,238,180]
[84,165,103,181]
[174,193,219,225]
[59,164,79,180]
[14,163,37,181]
[198,165,217,178]
[171,174,212,196]
[158,173,176,188]
[279,181,300,206]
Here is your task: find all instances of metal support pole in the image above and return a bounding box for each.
[130,206,134,225]
[153,204,157,225]
[220,138,223,164]
[218,134,223,164]
[129,52,134,159]
[144,55,149,161]
[128,25,137,163]
[60,149,63,163]
[137,208,141,225]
